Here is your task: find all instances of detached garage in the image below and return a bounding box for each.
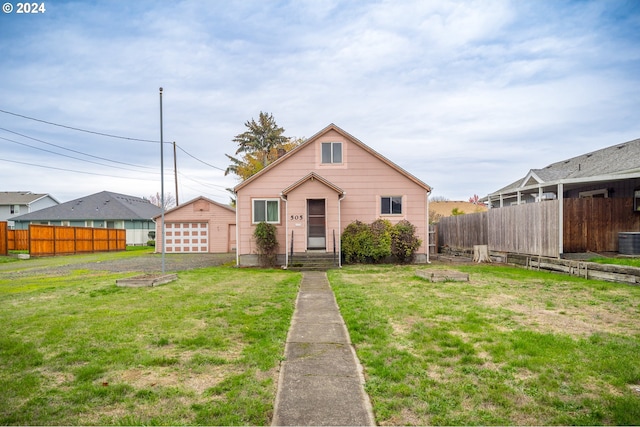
[154,196,236,253]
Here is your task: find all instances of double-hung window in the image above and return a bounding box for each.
[253,199,280,223]
[321,142,342,164]
[381,196,402,215]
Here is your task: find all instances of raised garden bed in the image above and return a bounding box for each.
[116,273,177,287]
[416,269,469,282]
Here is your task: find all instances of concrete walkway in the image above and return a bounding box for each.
[272,271,375,426]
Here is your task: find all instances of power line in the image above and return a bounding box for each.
[0,127,157,170]
[175,143,226,172]
[0,134,159,174]
[0,108,231,172]
[0,108,160,143]
[0,158,158,181]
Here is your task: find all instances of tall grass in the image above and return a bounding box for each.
[0,265,300,425]
[330,264,640,425]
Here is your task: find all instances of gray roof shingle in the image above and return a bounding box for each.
[492,138,640,194]
[11,191,162,222]
[0,191,55,205]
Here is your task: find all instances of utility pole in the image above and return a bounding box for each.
[159,88,165,274]
[173,141,179,206]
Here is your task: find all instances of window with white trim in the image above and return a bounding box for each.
[253,199,280,223]
[10,205,19,214]
[381,196,402,215]
[321,142,342,164]
[579,189,608,198]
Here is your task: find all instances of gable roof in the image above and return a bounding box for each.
[153,196,235,220]
[489,137,640,196]
[11,191,162,222]
[281,172,345,196]
[234,123,431,192]
[0,191,59,205]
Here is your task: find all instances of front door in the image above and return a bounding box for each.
[307,199,326,249]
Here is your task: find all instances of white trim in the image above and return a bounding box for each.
[578,188,608,198]
[252,198,281,224]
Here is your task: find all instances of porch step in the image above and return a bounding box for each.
[288,252,338,271]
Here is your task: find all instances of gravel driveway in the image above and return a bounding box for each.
[0,252,236,278]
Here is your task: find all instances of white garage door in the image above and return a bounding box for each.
[165,222,208,252]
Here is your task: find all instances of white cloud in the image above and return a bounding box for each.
[0,0,638,203]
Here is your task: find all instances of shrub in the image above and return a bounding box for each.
[147,240,155,247]
[369,219,392,263]
[342,219,392,264]
[391,220,422,263]
[341,220,372,264]
[253,222,279,267]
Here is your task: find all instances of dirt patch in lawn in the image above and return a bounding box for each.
[483,292,636,337]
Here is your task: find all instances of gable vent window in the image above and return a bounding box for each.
[321,142,342,164]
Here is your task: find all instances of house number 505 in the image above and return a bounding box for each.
[290,215,303,220]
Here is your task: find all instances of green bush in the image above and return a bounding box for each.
[391,220,422,263]
[341,220,372,264]
[147,240,155,247]
[369,219,392,262]
[342,219,421,264]
[253,222,279,267]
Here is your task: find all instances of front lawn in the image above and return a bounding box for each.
[0,265,300,425]
[330,264,640,425]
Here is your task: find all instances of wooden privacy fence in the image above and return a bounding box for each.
[437,211,488,250]
[0,222,7,256]
[439,201,559,257]
[438,198,640,257]
[8,229,29,251]
[563,198,639,253]
[488,200,559,258]
[0,224,126,256]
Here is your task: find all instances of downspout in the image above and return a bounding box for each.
[235,192,239,266]
[338,192,346,267]
[280,193,288,267]
[426,189,431,264]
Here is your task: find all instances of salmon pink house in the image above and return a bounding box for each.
[234,124,432,266]
[154,196,236,253]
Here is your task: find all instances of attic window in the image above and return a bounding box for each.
[321,142,342,164]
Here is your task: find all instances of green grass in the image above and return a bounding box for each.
[330,264,640,425]
[0,262,300,425]
[588,256,640,268]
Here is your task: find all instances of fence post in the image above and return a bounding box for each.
[0,221,7,256]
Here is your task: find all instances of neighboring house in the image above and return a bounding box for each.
[154,196,236,253]
[12,191,162,245]
[234,123,432,266]
[479,137,640,254]
[0,191,59,228]
[485,138,640,208]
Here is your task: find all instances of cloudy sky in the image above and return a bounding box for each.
[1,0,639,205]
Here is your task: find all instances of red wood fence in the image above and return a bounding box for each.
[0,222,7,256]
[0,223,126,256]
